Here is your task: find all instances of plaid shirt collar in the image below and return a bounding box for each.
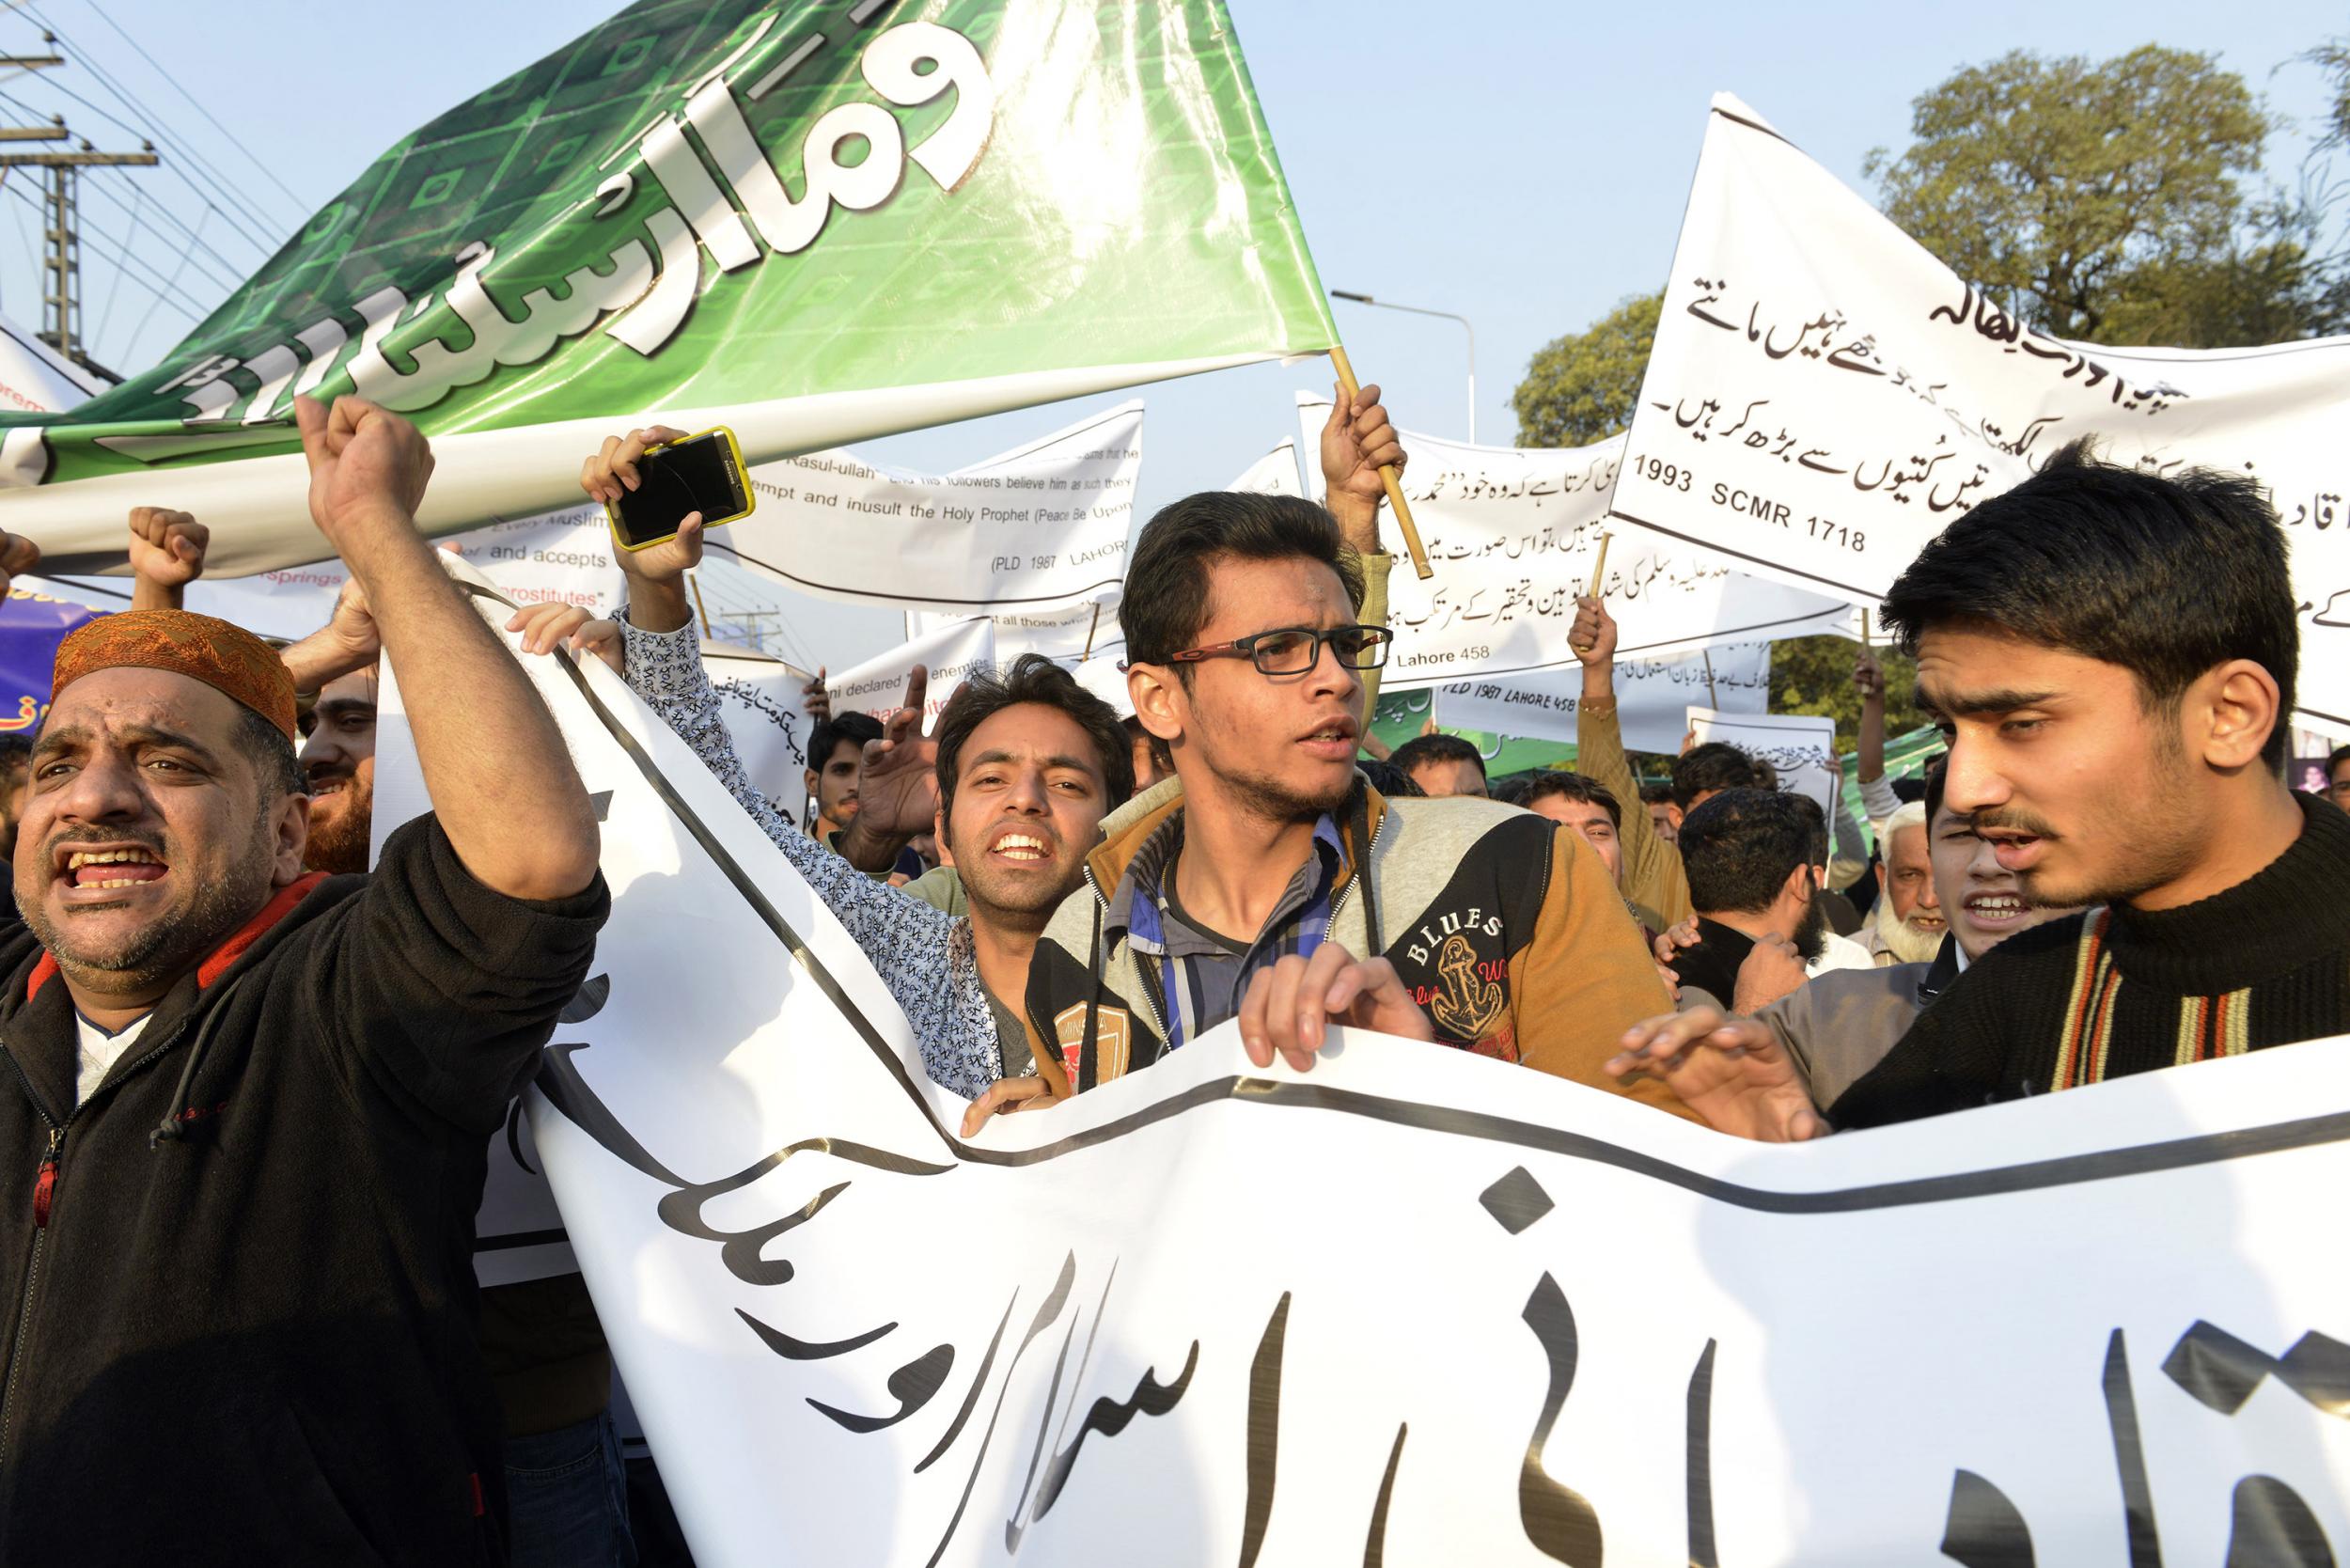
[1112,811,1344,950]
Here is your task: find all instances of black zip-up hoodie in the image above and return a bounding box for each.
[0,817,607,1565]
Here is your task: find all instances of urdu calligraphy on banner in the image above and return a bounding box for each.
[367,563,2350,1567]
[1295,394,1854,688]
[0,1,1337,579]
[1615,94,2350,729]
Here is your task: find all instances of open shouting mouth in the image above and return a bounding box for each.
[55,843,169,902]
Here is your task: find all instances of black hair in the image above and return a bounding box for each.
[2328,745,2350,779]
[807,711,884,772]
[1880,438,2299,771]
[1637,780,1675,807]
[1677,787,1812,915]
[236,709,307,801]
[1889,774,1931,805]
[1787,791,1829,867]
[1387,731,1486,784]
[1521,770,1622,830]
[1670,742,1758,809]
[1923,758,1949,824]
[0,732,29,786]
[932,653,1135,821]
[1355,758,1423,798]
[1119,492,1366,669]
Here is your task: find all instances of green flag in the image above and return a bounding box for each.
[1,0,1336,574]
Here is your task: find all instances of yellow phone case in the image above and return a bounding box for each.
[606,425,756,552]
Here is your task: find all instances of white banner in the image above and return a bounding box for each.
[709,401,1143,615]
[375,569,2350,1565]
[39,501,627,643]
[703,642,817,805]
[1687,706,1839,816]
[1296,394,1854,687]
[911,593,1122,666]
[0,316,107,416]
[1436,642,1771,753]
[1615,94,2350,729]
[827,616,995,734]
[1230,437,1306,496]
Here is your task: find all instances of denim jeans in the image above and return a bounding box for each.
[506,1407,636,1568]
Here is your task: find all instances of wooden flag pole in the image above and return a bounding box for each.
[1571,529,1614,653]
[688,571,714,639]
[1082,600,1103,659]
[1702,647,1720,709]
[1860,608,1872,650]
[1329,344,1432,580]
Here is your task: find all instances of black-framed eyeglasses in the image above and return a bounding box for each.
[1167,623,1391,675]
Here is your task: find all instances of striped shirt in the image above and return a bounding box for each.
[1106,810,1344,1050]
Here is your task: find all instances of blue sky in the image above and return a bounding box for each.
[4,1,2342,532]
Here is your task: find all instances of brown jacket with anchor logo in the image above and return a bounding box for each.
[1021,775,1693,1121]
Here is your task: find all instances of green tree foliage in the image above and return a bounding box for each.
[1769,635,1925,756]
[1511,291,1662,448]
[1866,46,2340,346]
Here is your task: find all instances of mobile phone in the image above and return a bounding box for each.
[606,427,755,551]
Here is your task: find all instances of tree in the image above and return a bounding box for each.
[1511,291,1661,448]
[1769,635,1926,757]
[1865,47,2335,346]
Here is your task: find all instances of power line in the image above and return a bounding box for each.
[84,0,308,218]
[77,167,238,290]
[125,200,204,358]
[16,4,296,240]
[90,171,136,346]
[0,17,283,259]
[0,86,249,287]
[0,177,196,325]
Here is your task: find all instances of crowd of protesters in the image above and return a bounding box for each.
[0,381,2341,1564]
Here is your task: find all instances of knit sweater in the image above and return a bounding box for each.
[1832,793,2350,1127]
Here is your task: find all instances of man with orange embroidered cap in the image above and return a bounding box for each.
[0,396,607,1565]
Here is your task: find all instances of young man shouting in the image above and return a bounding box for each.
[975,491,1684,1122]
[0,398,607,1560]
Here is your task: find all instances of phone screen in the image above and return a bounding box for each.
[611,432,749,549]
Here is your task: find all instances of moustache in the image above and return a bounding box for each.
[1973,808,2060,839]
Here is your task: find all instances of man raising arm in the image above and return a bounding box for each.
[0,395,607,1563]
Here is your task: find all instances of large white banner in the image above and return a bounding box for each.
[376,572,2350,1565]
[36,501,627,642]
[827,616,995,733]
[380,576,2350,1564]
[1296,394,1854,687]
[1436,641,1772,753]
[1615,94,2350,729]
[1688,706,1840,817]
[709,401,1143,615]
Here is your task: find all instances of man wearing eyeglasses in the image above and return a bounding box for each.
[968,487,1688,1125]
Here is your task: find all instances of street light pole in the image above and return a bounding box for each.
[1330,290,1478,445]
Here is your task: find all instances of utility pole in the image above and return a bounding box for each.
[0,40,157,372]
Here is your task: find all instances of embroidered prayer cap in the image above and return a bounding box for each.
[53,610,299,743]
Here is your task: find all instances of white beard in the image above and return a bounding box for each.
[1872,892,1945,965]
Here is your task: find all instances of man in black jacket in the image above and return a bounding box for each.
[1606,443,2347,1138]
[0,395,608,1564]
